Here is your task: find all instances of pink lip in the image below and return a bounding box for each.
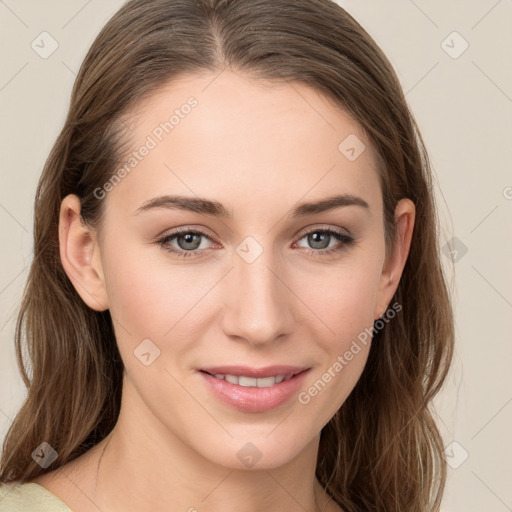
[198,367,311,413]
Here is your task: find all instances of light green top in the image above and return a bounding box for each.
[0,482,71,511]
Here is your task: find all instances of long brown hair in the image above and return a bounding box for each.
[0,1,455,510]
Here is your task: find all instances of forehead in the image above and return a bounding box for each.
[109,70,382,220]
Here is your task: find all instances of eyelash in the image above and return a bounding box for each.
[156,226,355,260]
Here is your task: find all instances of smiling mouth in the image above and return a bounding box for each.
[200,370,303,388]
[198,367,311,413]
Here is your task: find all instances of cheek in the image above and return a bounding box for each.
[295,265,379,423]
[291,253,381,415]
[296,256,382,342]
[101,242,220,363]
[100,242,183,344]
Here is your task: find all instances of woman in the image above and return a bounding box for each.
[0,0,454,510]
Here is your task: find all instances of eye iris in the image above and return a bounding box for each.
[178,233,202,250]
[309,232,330,249]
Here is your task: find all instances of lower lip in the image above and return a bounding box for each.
[198,370,310,413]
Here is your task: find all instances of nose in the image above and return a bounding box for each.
[221,243,294,347]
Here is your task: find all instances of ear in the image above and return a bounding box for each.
[374,198,415,320]
[58,194,109,311]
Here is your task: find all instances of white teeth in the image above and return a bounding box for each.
[210,373,293,387]
[238,376,257,387]
[225,374,239,385]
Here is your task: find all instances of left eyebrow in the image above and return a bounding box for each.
[290,194,371,217]
[133,193,371,218]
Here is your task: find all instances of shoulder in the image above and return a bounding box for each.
[0,481,72,511]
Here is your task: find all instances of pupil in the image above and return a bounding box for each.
[310,232,329,249]
[179,233,200,250]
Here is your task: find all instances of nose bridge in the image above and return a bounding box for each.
[223,239,292,344]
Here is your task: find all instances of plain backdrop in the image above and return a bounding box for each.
[1,1,511,511]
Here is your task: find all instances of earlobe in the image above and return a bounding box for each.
[374,198,415,320]
[58,194,109,311]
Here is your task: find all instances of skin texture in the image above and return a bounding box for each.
[32,70,415,512]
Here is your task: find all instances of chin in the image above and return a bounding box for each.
[196,429,314,471]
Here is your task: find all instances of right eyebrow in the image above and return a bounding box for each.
[134,195,233,218]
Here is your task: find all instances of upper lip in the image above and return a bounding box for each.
[199,365,309,378]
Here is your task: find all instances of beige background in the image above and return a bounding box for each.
[1,1,511,510]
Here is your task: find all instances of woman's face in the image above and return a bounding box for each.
[62,70,413,470]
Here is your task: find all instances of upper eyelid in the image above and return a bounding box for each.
[299,225,352,238]
[158,225,352,246]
